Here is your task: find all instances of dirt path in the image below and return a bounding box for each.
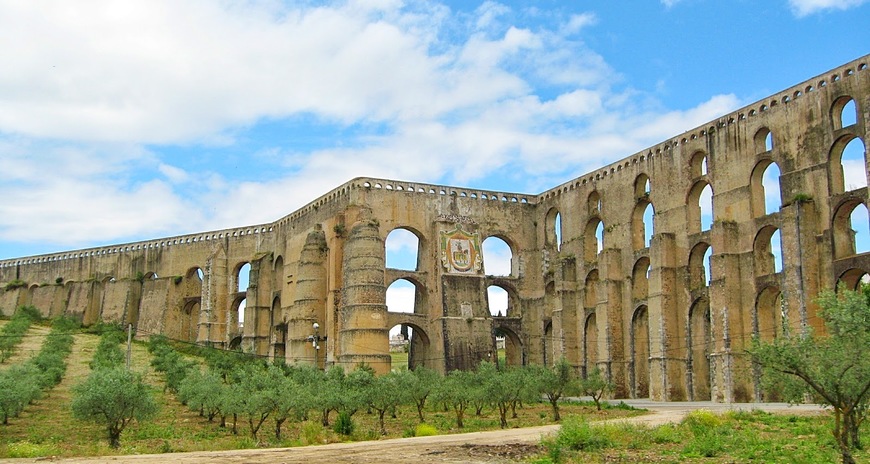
[0,324,50,370]
[10,402,825,464]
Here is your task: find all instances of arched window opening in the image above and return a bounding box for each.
[631,306,650,398]
[755,287,784,342]
[754,127,773,153]
[833,201,870,258]
[487,285,509,317]
[181,301,199,343]
[688,299,711,400]
[587,191,601,215]
[555,212,563,251]
[493,326,523,368]
[689,243,712,290]
[838,137,868,192]
[482,236,513,276]
[690,151,708,177]
[386,279,418,314]
[596,221,605,253]
[235,297,246,330]
[753,226,783,276]
[583,313,598,377]
[852,205,870,254]
[700,184,713,231]
[386,228,420,271]
[632,258,650,301]
[236,263,251,293]
[584,219,603,261]
[388,323,432,371]
[634,174,651,198]
[832,96,858,129]
[631,202,655,250]
[584,270,599,309]
[751,161,782,217]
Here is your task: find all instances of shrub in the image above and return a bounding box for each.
[333,411,355,436]
[414,423,438,437]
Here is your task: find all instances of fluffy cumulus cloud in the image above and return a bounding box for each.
[788,0,869,16]
[0,0,743,255]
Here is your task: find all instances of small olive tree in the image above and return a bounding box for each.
[751,288,870,464]
[71,367,158,448]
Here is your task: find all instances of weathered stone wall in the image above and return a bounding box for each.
[0,55,867,401]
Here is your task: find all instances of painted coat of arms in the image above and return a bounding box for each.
[440,225,482,274]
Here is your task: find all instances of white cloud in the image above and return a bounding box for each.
[660,0,683,7]
[788,0,869,16]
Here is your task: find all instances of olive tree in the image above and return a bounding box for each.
[71,368,158,448]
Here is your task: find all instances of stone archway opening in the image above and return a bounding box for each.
[482,236,514,277]
[583,312,598,377]
[388,322,431,371]
[631,305,650,398]
[492,326,523,368]
[386,228,422,271]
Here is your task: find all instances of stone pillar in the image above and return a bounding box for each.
[708,221,751,402]
[647,233,684,400]
[241,259,268,355]
[780,200,821,335]
[287,226,328,368]
[596,248,627,397]
[338,214,390,374]
[200,248,228,347]
[556,256,580,368]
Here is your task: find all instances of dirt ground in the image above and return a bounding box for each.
[10,402,825,464]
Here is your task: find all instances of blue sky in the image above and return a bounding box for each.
[0,0,868,260]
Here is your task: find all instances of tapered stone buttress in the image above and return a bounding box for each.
[287,226,328,367]
[338,216,390,374]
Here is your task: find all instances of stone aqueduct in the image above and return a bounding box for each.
[1,55,869,402]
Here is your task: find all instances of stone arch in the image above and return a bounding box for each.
[832,199,870,258]
[235,262,251,292]
[385,227,423,271]
[754,225,783,276]
[688,242,712,290]
[587,191,601,215]
[750,159,782,217]
[180,299,199,343]
[545,208,562,250]
[584,218,604,261]
[634,173,651,198]
[631,257,650,301]
[482,235,514,276]
[492,324,523,368]
[388,321,432,370]
[584,269,599,309]
[630,305,650,398]
[754,127,773,154]
[632,199,654,250]
[386,277,425,314]
[272,255,284,295]
[687,181,713,234]
[542,317,554,366]
[837,268,870,291]
[487,282,518,317]
[831,95,857,129]
[830,135,868,193]
[689,151,708,177]
[230,294,246,337]
[687,298,711,401]
[755,286,784,342]
[583,312,598,376]
[186,266,204,281]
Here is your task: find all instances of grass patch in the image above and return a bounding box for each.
[537,408,867,463]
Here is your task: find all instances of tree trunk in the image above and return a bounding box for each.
[378,410,387,435]
[275,418,285,440]
[550,398,561,421]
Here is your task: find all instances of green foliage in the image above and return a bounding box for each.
[579,367,614,411]
[414,423,438,437]
[0,306,38,363]
[3,280,27,291]
[333,411,354,436]
[71,367,159,448]
[751,288,870,463]
[543,417,613,462]
[530,358,581,422]
[89,326,126,370]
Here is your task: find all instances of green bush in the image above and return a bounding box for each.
[333,411,355,436]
